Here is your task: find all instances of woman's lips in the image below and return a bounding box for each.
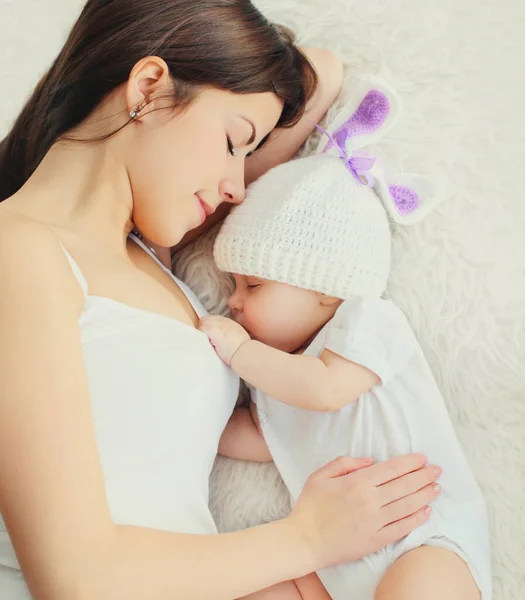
[195,194,215,223]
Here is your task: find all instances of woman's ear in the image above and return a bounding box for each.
[318,293,342,307]
[126,56,173,118]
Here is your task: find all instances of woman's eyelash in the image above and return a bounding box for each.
[247,284,259,289]
[227,136,236,157]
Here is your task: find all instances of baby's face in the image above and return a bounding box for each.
[228,275,338,353]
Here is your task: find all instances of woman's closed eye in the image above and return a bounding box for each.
[227,135,257,159]
[227,117,260,159]
[226,136,236,157]
[247,133,271,159]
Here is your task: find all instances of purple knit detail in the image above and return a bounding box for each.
[389,185,420,215]
[324,90,390,152]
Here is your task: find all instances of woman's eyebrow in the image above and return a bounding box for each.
[239,116,257,145]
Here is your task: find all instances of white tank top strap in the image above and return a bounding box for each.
[58,242,89,297]
[128,233,205,318]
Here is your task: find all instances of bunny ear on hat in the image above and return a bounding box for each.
[370,162,441,225]
[313,75,402,156]
[313,75,440,225]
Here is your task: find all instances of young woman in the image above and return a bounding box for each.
[0,1,442,598]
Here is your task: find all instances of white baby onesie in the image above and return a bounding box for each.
[252,297,491,600]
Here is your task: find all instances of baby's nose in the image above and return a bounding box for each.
[228,293,242,313]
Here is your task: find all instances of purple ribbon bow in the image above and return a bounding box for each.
[315,123,376,187]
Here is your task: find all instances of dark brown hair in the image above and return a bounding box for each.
[0,0,317,202]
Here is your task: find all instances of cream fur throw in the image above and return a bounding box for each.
[1,1,524,598]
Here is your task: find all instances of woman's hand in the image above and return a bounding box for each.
[287,454,441,570]
[199,316,251,365]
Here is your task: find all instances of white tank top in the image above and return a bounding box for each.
[0,235,239,591]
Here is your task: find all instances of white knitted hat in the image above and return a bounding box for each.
[214,154,391,299]
[215,76,437,300]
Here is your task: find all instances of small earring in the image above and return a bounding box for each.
[129,102,145,119]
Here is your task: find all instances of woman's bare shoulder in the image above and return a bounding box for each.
[0,207,57,246]
[0,208,84,308]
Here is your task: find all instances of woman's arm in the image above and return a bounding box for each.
[0,218,440,600]
[0,220,311,600]
[244,48,343,186]
[175,48,343,252]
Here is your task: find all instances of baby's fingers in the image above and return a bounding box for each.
[197,318,218,340]
[198,316,216,327]
[197,317,209,329]
[198,317,217,331]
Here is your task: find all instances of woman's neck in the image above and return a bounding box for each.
[4,138,135,259]
[131,229,173,269]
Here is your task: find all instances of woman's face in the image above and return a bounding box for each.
[127,88,283,247]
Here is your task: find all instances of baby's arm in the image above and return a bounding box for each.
[233,343,378,411]
[219,403,273,462]
[199,316,378,412]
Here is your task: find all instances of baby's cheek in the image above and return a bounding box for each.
[243,310,266,339]
[243,305,276,344]
[259,320,294,350]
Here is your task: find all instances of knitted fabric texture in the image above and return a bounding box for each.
[214,155,391,300]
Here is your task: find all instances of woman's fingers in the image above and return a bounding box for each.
[309,455,375,480]
[381,482,441,526]
[367,453,429,486]
[290,454,441,569]
[377,465,441,506]
[378,505,433,548]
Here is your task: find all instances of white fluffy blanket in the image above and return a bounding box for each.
[175,1,525,598]
[2,1,524,598]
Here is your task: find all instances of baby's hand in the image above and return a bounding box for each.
[198,316,250,366]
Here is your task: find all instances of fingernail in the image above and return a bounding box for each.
[433,483,442,493]
[434,467,442,477]
[362,457,375,464]
[424,505,433,515]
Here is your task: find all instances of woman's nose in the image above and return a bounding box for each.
[219,166,246,205]
[220,180,246,205]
